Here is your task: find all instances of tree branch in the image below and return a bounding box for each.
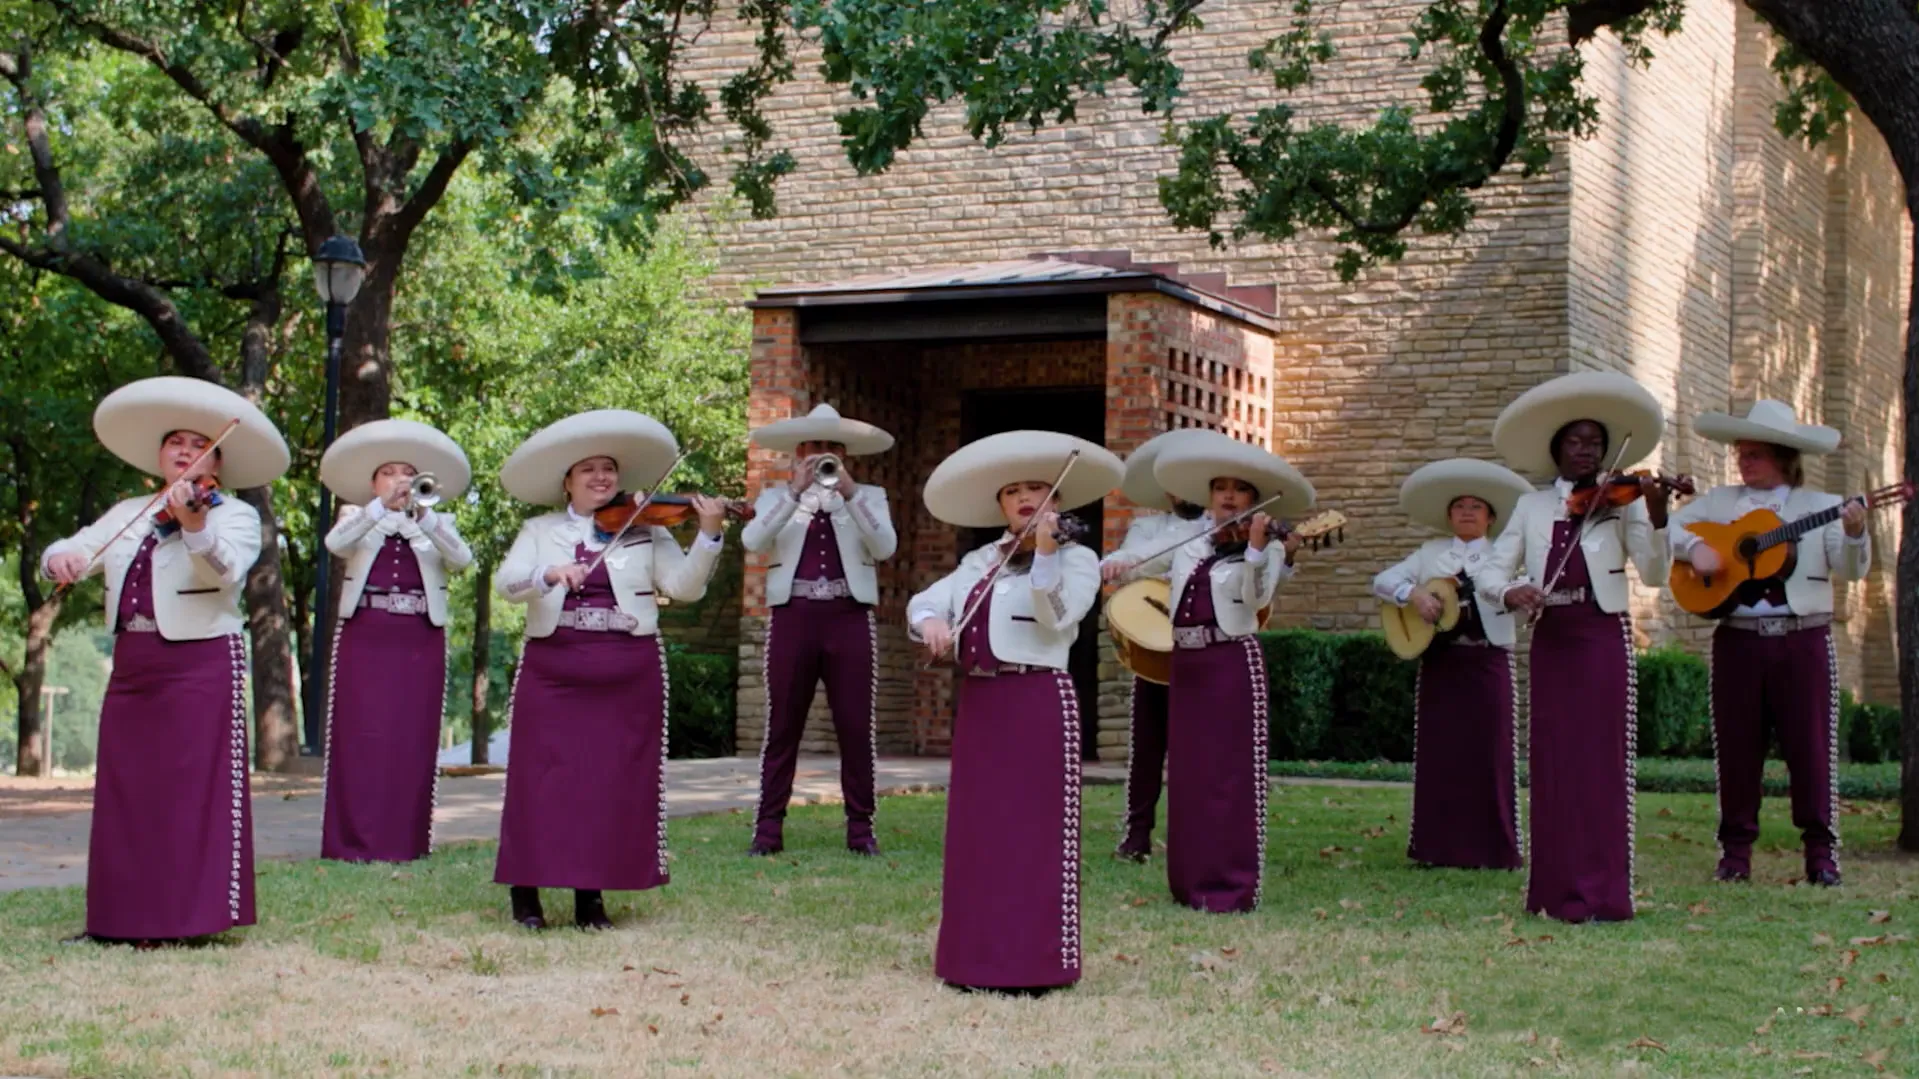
[388,141,473,247]
[0,235,224,383]
[0,46,71,238]
[1745,0,1919,189]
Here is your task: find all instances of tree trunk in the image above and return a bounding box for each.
[1899,195,1919,852]
[10,597,57,776]
[470,556,494,765]
[339,259,396,435]
[235,486,301,771]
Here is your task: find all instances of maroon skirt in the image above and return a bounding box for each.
[936,669,1082,989]
[1409,642,1521,870]
[494,629,669,891]
[88,632,254,940]
[321,607,447,862]
[1525,605,1635,922]
[1166,637,1269,913]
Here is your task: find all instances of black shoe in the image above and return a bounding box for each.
[748,837,784,857]
[1714,862,1751,883]
[574,889,614,931]
[510,886,547,930]
[1114,845,1150,864]
[847,837,880,857]
[944,982,1058,998]
[1808,868,1842,887]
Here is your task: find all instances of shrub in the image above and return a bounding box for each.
[667,645,738,759]
[1326,633,1416,762]
[1635,647,1713,758]
[1841,691,1902,764]
[1260,630,1341,759]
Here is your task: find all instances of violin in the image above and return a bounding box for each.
[1564,470,1696,517]
[591,491,755,537]
[1008,514,1090,551]
[153,475,223,526]
[1214,509,1349,551]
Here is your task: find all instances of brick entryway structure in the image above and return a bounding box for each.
[736,251,1280,761]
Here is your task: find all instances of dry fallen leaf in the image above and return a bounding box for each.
[1686,924,1710,933]
[1113,953,1139,964]
[1863,1048,1890,1071]
[1813,932,1836,948]
[1221,947,1239,957]
[1807,1004,1835,1017]
[1841,950,1860,969]
[1423,1011,1469,1036]
[1755,1017,1775,1036]
[1792,1051,1833,1061]
[622,964,636,972]
[590,1007,619,1018]
[1627,1037,1667,1052]
[1657,807,1674,817]
[652,967,680,975]
[1843,1005,1873,1028]
[1319,845,1344,858]
[646,1024,659,1035]
[1339,899,1364,911]
[1749,1043,1773,1057]
[1827,977,1848,995]
[1868,910,1893,925]
[1688,901,1714,916]
[679,993,691,1006]
[1871,973,1891,985]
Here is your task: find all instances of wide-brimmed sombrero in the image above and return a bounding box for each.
[923,430,1123,528]
[1492,371,1664,476]
[93,376,290,489]
[750,403,894,457]
[1694,399,1840,455]
[1398,458,1534,538]
[499,410,678,507]
[1118,428,1218,507]
[1152,432,1315,518]
[320,419,473,505]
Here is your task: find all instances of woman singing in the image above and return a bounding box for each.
[42,376,288,945]
[319,419,475,862]
[907,430,1122,995]
[493,410,729,930]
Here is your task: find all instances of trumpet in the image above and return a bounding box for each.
[404,471,442,515]
[812,453,845,489]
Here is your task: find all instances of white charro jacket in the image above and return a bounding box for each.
[907,539,1099,670]
[494,508,722,638]
[1371,537,1516,648]
[1475,483,1670,615]
[41,495,261,640]
[1668,484,1871,617]
[326,501,475,628]
[1166,535,1290,638]
[739,483,896,605]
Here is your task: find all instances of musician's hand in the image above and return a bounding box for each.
[47,551,88,585]
[545,563,590,591]
[1842,498,1867,537]
[691,495,727,537]
[1035,511,1060,555]
[1412,591,1444,624]
[787,457,817,497]
[1101,557,1137,582]
[1248,512,1274,553]
[1689,544,1724,575]
[167,481,208,532]
[918,618,953,659]
[1281,530,1303,565]
[1639,474,1671,527]
[1503,584,1546,612]
[830,458,855,489]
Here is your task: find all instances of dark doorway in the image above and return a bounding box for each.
[959,386,1106,760]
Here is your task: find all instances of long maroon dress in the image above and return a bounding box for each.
[494,543,668,892]
[1408,593,1522,870]
[1524,519,1635,922]
[1165,554,1269,913]
[88,533,255,940]
[935,575,1082,990]
[322,534,446,862]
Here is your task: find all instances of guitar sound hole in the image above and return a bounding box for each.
[1735,536,1759,562]
[1146,598,1170,617]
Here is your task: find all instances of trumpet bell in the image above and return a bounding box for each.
[407,472,443,509]
[813,453,844,489]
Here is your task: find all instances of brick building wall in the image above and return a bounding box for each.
[690,0,1910,729]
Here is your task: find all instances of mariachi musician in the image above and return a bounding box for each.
[1668,401,1870,887]
[42,376,288,945]
[1100,428,1213,862]
[1477,371,1679,923]
[1372,458,1532,871]
[318,419,475,863]
[740,403,898,857]
[1151,431,1313,914]
[907,430,1122,995]
[492,410,731,931]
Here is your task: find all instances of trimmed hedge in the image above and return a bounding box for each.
[667,645,738,759]
[1268,758,1902,801]
[1843,691,1903,764]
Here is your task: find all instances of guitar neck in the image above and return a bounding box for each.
[1754,505,1843,553]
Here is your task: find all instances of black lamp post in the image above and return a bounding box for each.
[303,234,367,754]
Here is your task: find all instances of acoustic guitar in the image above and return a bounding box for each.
[1379,576,1462,660]
[1105,510,1348,685]
[1668,481,1911,617]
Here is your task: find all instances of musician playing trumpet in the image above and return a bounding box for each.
[319,419,476,864]
[1371,459,1532,871]
[907,431,1121,995]
[1668,401,1869,887]
[740,403,898,857]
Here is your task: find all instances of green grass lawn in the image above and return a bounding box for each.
[1,786,1914,1077]
[1271,758,1906,800]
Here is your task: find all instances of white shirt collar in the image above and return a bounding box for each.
[1742,484,1791,503]
[1552,477,1576,498]
[1449,535,1489,556]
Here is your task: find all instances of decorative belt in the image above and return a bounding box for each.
[1172,625,1240,650]
[361,592,429,616]
[121,614,159,634]
[1541,587,1589,608]
[1722,612,1830,637]
[558,608,639,633]
[1441,637,1501,649]
[965,663,1051,678]
[791,577,852,601]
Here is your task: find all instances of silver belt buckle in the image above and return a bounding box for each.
[1757,617,1790,637]
[123,613,159,633]
[795,577,849,600]
[575,608,611,631]
[1172,626,1209,650]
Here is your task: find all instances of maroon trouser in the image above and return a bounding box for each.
[1120,677,1170,850]
[755,597,878,842]
[1711,623,1839,876]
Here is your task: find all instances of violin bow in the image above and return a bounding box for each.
[937,449,1082,662]
[53,418,242,598]
[577,449,691,585]
[1530,433,1635,621]
[1115,491,1291,583]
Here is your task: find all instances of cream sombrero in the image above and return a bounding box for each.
[1492,371,1664,476]
[320,419,473,506]
[751,403,894,456]
[499,410,678,507]
[923,430,1124,528]
[1398,458,1534,538]
[1153,432,1315,518]
[93,376,290,489]
[1694,399,1840,455]
[1118,428,1218,507]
